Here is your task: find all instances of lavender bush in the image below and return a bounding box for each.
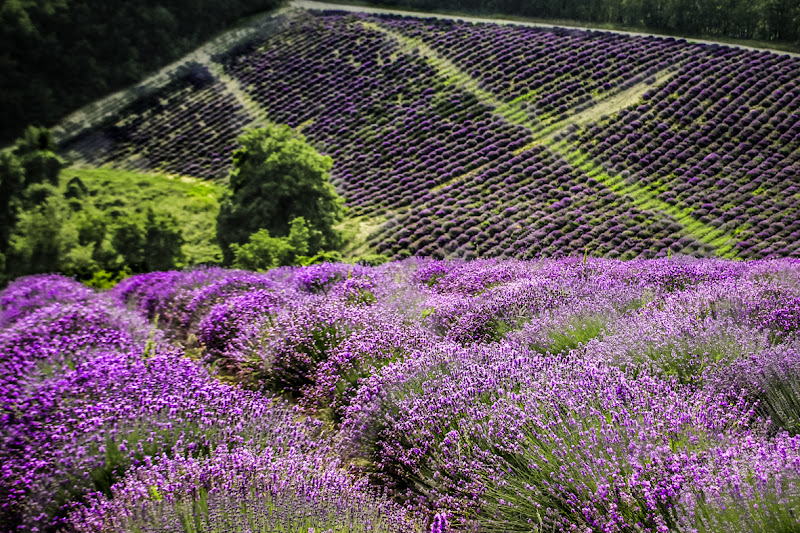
[6,258,800,532]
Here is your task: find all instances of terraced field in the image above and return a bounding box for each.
[59,6,800,260]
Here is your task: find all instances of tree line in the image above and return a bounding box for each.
[0,124,386,288]
[371,0,799,45]
[0,0,285,145]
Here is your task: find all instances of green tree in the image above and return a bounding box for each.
[13,126,62,188]
[143,208,185,272]
[217,125,345,265]
[231,216,311,271]
[112,208,185,273]
[0,152,25,253]
[6,193,78,277]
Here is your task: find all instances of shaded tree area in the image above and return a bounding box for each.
[0,0,285,145]
[0,127,185,287]
[367,0,800,46]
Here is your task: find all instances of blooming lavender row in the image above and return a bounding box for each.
[572,47,800,258]
[60,64,254,179]
[0,273,426,532]
[72,257,797,531]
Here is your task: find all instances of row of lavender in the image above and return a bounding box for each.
[0,272,423,532]
[6,258,800,531]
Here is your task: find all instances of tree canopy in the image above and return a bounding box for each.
[217,125,346,265]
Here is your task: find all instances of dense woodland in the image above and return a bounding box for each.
[361,0,800,45]
[0,0,285,145]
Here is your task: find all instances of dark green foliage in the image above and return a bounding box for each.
[13,126,61,188]
[0,126,62,264]
[0,152,25,252]
[0,0,285,144]
[217,125,346,264]
[144,209,186,272]
[231,217,311,271]
[7,193,68,277]
[113,209,186,273]
[362,0,799,45]
[112,219,146,273]
[64,176,88,201]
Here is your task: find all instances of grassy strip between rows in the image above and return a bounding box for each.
[547,140,739,258]
[207,62,271,131]
[361,18,740,258]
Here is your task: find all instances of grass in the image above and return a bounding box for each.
[63,166,225,266]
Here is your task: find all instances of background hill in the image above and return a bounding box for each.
[56,7,800,261]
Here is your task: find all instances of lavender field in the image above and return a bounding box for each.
[59,8,800,260]
[4,257,800,531]
[8,3,800,531]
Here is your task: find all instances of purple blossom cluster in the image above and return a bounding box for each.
[372,145,711,260]
[5,257,795,532]
[60,65,253,179]
[572,47,800,258]
[1,272,423,532]
[220,12,532,215]
[377,16,697,123]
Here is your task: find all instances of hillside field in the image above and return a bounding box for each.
[58,7,800,261]
[4,3,800,532]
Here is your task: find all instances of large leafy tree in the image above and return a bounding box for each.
[217,125,345,265]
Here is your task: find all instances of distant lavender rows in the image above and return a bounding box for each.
[57,11,800,259]
[569,45,800,259]
[4,257,800,531]
[376,15,699,122]
[61,65,253,179]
